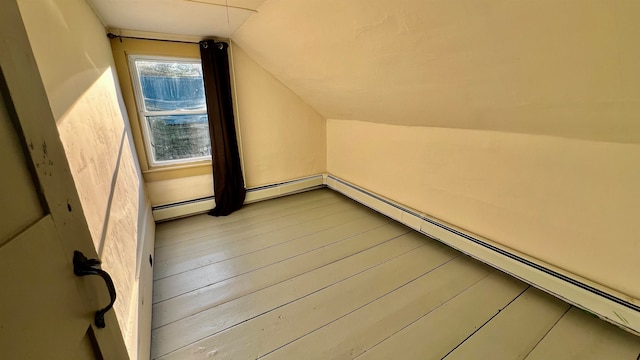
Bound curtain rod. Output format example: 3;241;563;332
106;33;223;45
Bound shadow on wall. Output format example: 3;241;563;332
17;0;152;356
53;68;142;256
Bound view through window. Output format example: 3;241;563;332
130;56;211;166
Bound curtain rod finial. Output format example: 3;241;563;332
106;33;123;43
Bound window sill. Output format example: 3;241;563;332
142;161;212;182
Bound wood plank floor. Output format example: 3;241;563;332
151;189;640;360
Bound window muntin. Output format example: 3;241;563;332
129;56;211;166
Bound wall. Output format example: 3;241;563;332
230;0;640;303
328;120;640;301
233;0;640;144
232;44;326;187
110;37;212;208
17;0;154;358
111;37;326;207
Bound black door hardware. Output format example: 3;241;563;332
73;250;117;328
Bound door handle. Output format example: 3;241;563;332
72;250;117;328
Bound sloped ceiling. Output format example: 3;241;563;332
86;0;639;143
89;0;264;38
232;0;640;143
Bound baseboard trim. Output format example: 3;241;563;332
150;172;640;333
324;174;640;335
152;175;324;221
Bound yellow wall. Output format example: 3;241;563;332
111;38;326;206
231;0;640;303
232;44;326;187
17;0;154;357
234;0;640;144
327;120;640;301
146;174;214;206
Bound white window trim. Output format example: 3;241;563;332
128;54;212;168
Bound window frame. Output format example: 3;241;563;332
128;54;212;168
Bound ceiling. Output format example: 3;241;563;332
232;0;639;143
89;0;640;143
88;0;265;38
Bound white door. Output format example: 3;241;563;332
0;1;128;359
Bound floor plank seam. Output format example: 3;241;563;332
440;285;532;359
157;221;387;280
153;205;372;263
155;191;340;231
522;306;572;360
152;222;396;306
157;208;348;252
154;242;428;358
351;269;496;360
152;191;640;360
154;218;380;281
153;211;386;281
154;198;348;249
255;254;464;359
151;229;414;331
155;192;339;233
152;209;373;273
152;228;413;329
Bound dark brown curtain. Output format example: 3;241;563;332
200;40;246;216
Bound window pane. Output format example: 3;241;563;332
135;59;206;111
146;114;211;163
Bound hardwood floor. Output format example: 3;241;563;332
151;189;640;360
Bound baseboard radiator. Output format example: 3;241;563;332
152;174;325;221
151;172;640;335
324;174;640;336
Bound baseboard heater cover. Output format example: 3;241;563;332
152;174;325;221
151;172;639;334
324;174;640;336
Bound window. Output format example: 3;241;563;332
129;55;211;166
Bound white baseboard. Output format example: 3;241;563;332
324;174;640;335
152;175;324;221
136;195;155;360
150;172;640;334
